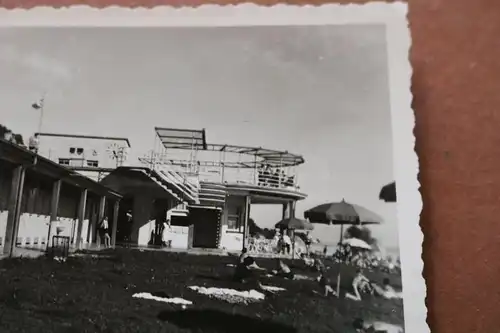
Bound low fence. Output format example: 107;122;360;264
247;237;279;254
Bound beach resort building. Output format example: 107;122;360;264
0;127;307;255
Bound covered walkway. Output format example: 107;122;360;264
0;139;122;257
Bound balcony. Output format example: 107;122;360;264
141;153;301;194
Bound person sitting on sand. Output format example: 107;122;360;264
271;259;295;279
232;257;270;293
239;247;250;263
301;253;315;267
345;269;372;301
314;257;326;272
352;318;404;333
372;278;403;299
317;271;336;297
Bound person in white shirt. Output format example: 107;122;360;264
162;220;172;248
97;217;111;248
282;234;292;255
305;232;313;254
271;259;295;279
28;134;40;154
345;269;372;301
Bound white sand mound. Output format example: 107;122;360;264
226;264;236;267
133;292;192;305
188;286;265;304
260;285;286;292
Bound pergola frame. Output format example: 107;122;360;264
153;127;304;168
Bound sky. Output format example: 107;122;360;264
0;25;399;249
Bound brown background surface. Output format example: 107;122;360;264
1;0;500;332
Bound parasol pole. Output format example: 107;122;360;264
336;222;344;298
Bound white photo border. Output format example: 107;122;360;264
0;3;425;333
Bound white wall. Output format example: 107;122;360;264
37;135;130;170
138;219;156;246
164;225;189;249
219;225;243;251
136;221;189;249
0;211;90;248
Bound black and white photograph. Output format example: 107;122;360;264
0;4;423;333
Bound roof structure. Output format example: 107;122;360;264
0;139;122;200
207;144;304;167
155;127;207;150
36;132;131;148
154;127;304;168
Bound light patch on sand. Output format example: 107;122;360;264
260;285;286;292
226;264;236;267
188;286;265;304
133;292;193;305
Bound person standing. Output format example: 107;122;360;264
97;217;111;248
305;232;313;254
282;233;292;255
28;133;40;154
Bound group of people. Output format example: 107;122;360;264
228;248;403;332
232;248;298;290
3;130;40;154
332;243;400;273
232;247;400;301
275;231;293;255
257;165;296;188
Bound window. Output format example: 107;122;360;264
227;213;241;231
69;147;84;155
227;206;244;232
58;158;70;166
87;160;99;168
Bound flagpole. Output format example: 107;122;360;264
36;95;45;135
32;94;45;165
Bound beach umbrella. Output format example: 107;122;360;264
304;199;383;298
275;217;314;231
342;238;372;250
304;199;383;226
379;182;396;203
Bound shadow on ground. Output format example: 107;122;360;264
157;309;297;333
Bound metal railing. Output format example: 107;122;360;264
140;151;301;193
139;153;200;203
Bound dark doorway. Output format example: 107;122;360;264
115;197;133;245
190;207;220;248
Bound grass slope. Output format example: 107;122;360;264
0;249;403;333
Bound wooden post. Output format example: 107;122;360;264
111;200;120;247
3;166;26;256
242;196;251;250
92;196;106;245
46;179;61;251
282;202;292;220
75;189;87;249
290;201;296;218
